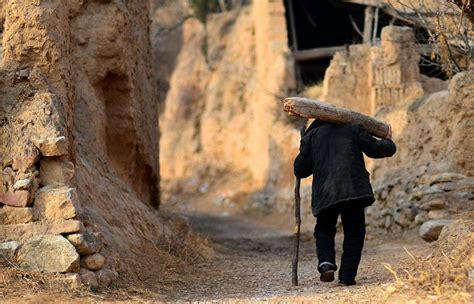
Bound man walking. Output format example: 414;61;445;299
294;120;396;286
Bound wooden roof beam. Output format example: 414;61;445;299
293;44;455;62
339;0;383;7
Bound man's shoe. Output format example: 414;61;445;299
318;262;336;282
338;279;356;286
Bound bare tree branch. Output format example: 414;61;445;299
155;15;193;36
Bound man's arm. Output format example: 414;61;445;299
356;125;397;159
294;131;313;178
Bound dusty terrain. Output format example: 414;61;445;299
1;207;430;303
1;1;473;302
163;212;428;302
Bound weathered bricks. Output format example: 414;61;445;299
32;136;68;157
16;235;80;273
0;206;34;224
0;190;30;207
66;231;102;255
0;220;83;241
80;253;106;270
33;186;78;220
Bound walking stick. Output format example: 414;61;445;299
292;126;306;286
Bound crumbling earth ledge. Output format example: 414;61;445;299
0;0;180;292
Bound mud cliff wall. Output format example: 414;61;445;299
0;0;180;286
151;0;189;108
160;1;297;196
366;71;474;232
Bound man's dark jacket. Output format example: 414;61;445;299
294;121;396;216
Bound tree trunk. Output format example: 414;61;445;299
283;97;390;138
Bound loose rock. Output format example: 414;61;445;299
428;210;450;220
16;235;80;273
424;172;467;185
13;179;31;190
80;268;99;290
449;178;474;192
0;220;83;242
32;136;68;157
1;190;30;207
381;208;391;216
12;155;39;172
0;206;34;224
81;253;106;270
419;220;454;241
66;231;102;255
420;196;447;211
436;182;457;192
96;268;117;287
393;204;416;227
412;186;443;200
0;241;20;259
33;186;78;220
414;213;428;225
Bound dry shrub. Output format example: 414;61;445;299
0;265;54;293
0;254;89;297
391;0;473;78
384;220;474;303
303;82;324;100
155;232;213;264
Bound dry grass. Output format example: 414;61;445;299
383;220;474;303
155;232;213;264
0;254;92;299
302;82;324;100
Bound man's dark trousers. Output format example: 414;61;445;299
314;201;366;282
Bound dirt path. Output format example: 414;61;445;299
162;212;427;303
0;210;429;303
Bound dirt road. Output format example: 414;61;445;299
0;210;428;303
162;212;426;303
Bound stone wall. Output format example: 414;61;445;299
322;26;473;236
367;71;474;234
0;0;176;290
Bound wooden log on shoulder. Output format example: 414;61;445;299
283;97;390;138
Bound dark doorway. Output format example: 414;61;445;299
285;0;365;50
284;0;444;85
284;0;365;84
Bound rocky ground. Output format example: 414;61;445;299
161;212;428;303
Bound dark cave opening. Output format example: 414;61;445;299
283;0;446;85
284;0;365;84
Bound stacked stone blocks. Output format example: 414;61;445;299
0;131;114;290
